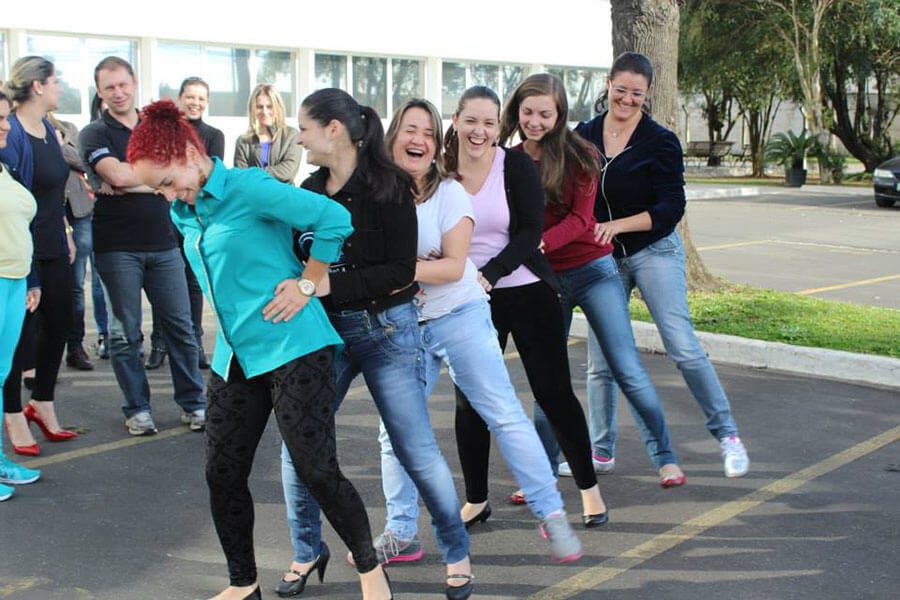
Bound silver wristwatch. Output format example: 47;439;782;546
297;278;316;297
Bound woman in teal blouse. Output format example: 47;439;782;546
127;100;393;600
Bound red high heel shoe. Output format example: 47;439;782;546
24;404;79;442
3;417;41;456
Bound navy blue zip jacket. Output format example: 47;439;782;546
575;111;685;258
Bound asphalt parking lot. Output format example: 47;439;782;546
2;333;898;599
687;185;900;309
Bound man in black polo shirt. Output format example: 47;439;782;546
79;56;205;436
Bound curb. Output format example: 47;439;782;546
685;185;762;200
569;313;900;391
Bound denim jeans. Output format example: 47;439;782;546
68;214;108;349
533;254;677;469
93;248;204;417
586;232;738;456
281;302;468;565
377;298;563;539
150;236;204;352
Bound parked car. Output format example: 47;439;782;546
873;156;900;207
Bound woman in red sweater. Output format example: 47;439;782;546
500;74;684;488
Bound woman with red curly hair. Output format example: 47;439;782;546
127;100;393;600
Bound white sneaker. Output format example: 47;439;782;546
181;409;206;432
558;455;616;477
720;435;749;478
125;411;158;436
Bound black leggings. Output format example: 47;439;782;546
206;348;377;586
455;280;598;498
3;255;74;412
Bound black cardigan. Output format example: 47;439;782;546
300;168;419;313
479;148;560;294
575;112;686;258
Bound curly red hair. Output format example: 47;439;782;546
127;99;206;165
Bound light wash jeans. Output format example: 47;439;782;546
534;254;677;469
377;298;563;540
68;213;108;350
281;302;469;565
587;231;738;459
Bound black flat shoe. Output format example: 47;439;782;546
583;511;609;528
463;502;492;529
144;347;166;370
445;573;474;600
275;542;329;597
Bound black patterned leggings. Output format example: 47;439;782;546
206;348;377;586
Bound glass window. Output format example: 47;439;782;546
0;32;7;82
84;37;136;102
25;34;83;114
157;42;202;102
502;65;525;102
550;67;604;122
207;46;252;117
315;54;347;90
391;59;423;113
442;62;466;118
256;49;293;112
352;56;387;116
470;63;499;92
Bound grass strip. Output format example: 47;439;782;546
627;285;900;358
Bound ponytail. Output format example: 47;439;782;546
301;89;413;204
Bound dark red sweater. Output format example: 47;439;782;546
518;145;613;272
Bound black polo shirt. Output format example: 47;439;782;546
299;168;418;313
79;109;176;253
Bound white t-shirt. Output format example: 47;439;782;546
415;179;486;320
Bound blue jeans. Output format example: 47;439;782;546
93;249;204;418
588;232;738;456
68;214;108;348
378;299;563;539
281;302;468;565
534;254;677;469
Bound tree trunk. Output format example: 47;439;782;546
611;0;722;291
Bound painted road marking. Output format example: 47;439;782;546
798;274;900;295
527;425;900;600
20;341;570;471
697;239;899;256
696;240;770;251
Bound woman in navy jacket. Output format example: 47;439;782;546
569;52;750;479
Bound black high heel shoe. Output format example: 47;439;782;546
445;573;474;600
463;502;492;529
274;542;330;597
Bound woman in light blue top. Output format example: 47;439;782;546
127;99;392;600
375;99;585;573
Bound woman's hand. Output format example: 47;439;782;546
26;289;41;313
262;279;311;324
476;271;493;292
594;220;624;246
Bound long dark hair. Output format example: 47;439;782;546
443;85;501;179
594;51;654;116
302;88;413;204
500;73;598;212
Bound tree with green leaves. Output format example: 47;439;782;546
821;0;900;171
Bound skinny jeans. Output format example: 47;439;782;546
455;280;598;498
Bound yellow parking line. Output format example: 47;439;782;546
696;240;770;251
19;341;581;470
797;273;900;295
527;424;900;600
